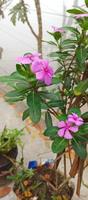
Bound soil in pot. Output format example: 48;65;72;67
14;165;74;200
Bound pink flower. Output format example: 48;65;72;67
68;113;84;126
31;59;54;85
75;13;88;19
57;120;78;139
52;26;64;33
16;52;41;64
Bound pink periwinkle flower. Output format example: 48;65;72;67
57;120;78;140
75;13;88;19
68;113;84;126
31;59;54;85
52;26;64;33
16;52;41;64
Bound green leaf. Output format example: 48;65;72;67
75;135;88;143
78;124;88;135
72;138;87;159
82;112;88;120
74;79;88;96
67;8;85;14
16;64;27;76
52;137;68;153
57;114;67;121
27;91;41;123
45;111;52;128
47;100;65;109
22;109;30;120
64;26;80;36
68;107;81;116
76;47;87;71
5;90;26;98
52;77;61;84
85;0;88;7
61;39;77;46
47;31;61;41
39;91;59;101
44;126;58;137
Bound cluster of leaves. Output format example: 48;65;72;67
8;168;34;191
44;108;88;159
0;0;88;159
9;0;28;25
0;127;23;153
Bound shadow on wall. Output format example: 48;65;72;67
0;47;3;59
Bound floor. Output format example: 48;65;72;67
0;96;88;200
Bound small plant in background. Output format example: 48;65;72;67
0;127;23;153
0;0;88;197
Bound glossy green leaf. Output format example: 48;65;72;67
67;8;85;14
68;107;81;116
76;47;87;71
22;109;30;120
82;112;88;120
72;138;87;159
85;0;88;7
52;137;68;153
57;114;67;121
78;124;88;135
74;79;88;96
44;126;58;137
45;111;52;128
27;91;41;123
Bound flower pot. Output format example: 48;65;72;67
13;165;74;200
0;146;18;186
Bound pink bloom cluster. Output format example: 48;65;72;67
52;26;64;33
57;113;84;140
75;13;88;19
16;53;54;85
16;53;41;64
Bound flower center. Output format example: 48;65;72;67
44;67;48;72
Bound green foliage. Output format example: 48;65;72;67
74;79;88;96
27;91;41;123
9;1;28;25
72;138;87;159
68;107;81;116
85;0;88;7
44;126;58;137
8;168;34;185
45;111;52;128
0;127;23;153
67;8;86;14
52;137;68;153
22;109;30;120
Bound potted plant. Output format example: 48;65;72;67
0;0;88;198
0;127;23;185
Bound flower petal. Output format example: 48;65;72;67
58;121;66;128
36;71;44;80
69;126;78;133
64;130;73;139
57;128;65;137
31;59;42;73
44;75;52;85
16;56;31;64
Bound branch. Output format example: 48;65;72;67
21;0;38;39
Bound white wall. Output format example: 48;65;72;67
0;0;84;74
